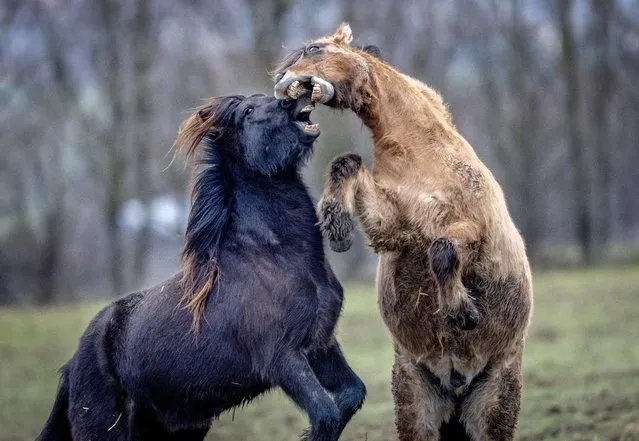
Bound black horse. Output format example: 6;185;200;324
38;95;366;441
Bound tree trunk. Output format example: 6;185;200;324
557;0;595;265
132;0;153;281
34;3;73;303
95;0;127;295
589;0;615;256
247;0;291;88
106;166;125;295
38;199;64;304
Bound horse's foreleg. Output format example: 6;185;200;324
308;343;366;433
318;153;411;253
430;221;482;330
273;351;342;441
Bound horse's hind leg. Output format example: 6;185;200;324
308;342;366;432
66;365;128;440
461;355;523;441
68;394;127;441
66;317;129;440
391;352;456;441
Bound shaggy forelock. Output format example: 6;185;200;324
173;95;244;165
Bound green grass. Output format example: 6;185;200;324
1;267;639;440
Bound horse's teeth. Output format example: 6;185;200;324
287;80;305;98
301;105;315;112
311;84;322;101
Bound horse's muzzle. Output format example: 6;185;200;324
274;72;335;104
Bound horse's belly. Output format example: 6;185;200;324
376;254;442;356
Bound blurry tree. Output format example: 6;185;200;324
132;0;154;280
554;0;594;264
32;3;70;303
509;0;541;259
93;0;128;295
247;0;291;85
587;0;615;257
2;0;639;304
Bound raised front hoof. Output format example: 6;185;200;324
429;238;459;283
448;302;480;331
329;153;362;183
329;236;353;253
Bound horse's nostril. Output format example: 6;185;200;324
450;370;466;388
275;72;284;83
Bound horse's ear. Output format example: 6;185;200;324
198;105;214;122
173;102;219;164
332;22;353;45
362;45;382;59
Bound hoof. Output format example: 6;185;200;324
429;238;459;283
329;236;353;253
449;301;479;331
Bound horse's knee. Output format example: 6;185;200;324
337;375;366;416
317;407;341;432
303;404;341;441
328;153;362;191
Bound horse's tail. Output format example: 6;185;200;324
37;364;72;441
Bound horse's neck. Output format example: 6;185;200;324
360;63;457;153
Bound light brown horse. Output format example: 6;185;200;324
274;23;533;441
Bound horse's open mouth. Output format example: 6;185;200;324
275;73;335;105
294;102;320;137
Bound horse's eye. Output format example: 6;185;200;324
244;106;254;116
306;45;320;54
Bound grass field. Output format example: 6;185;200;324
1;267;639;441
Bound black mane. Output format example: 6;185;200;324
184;97;243;266
175;95;245;325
